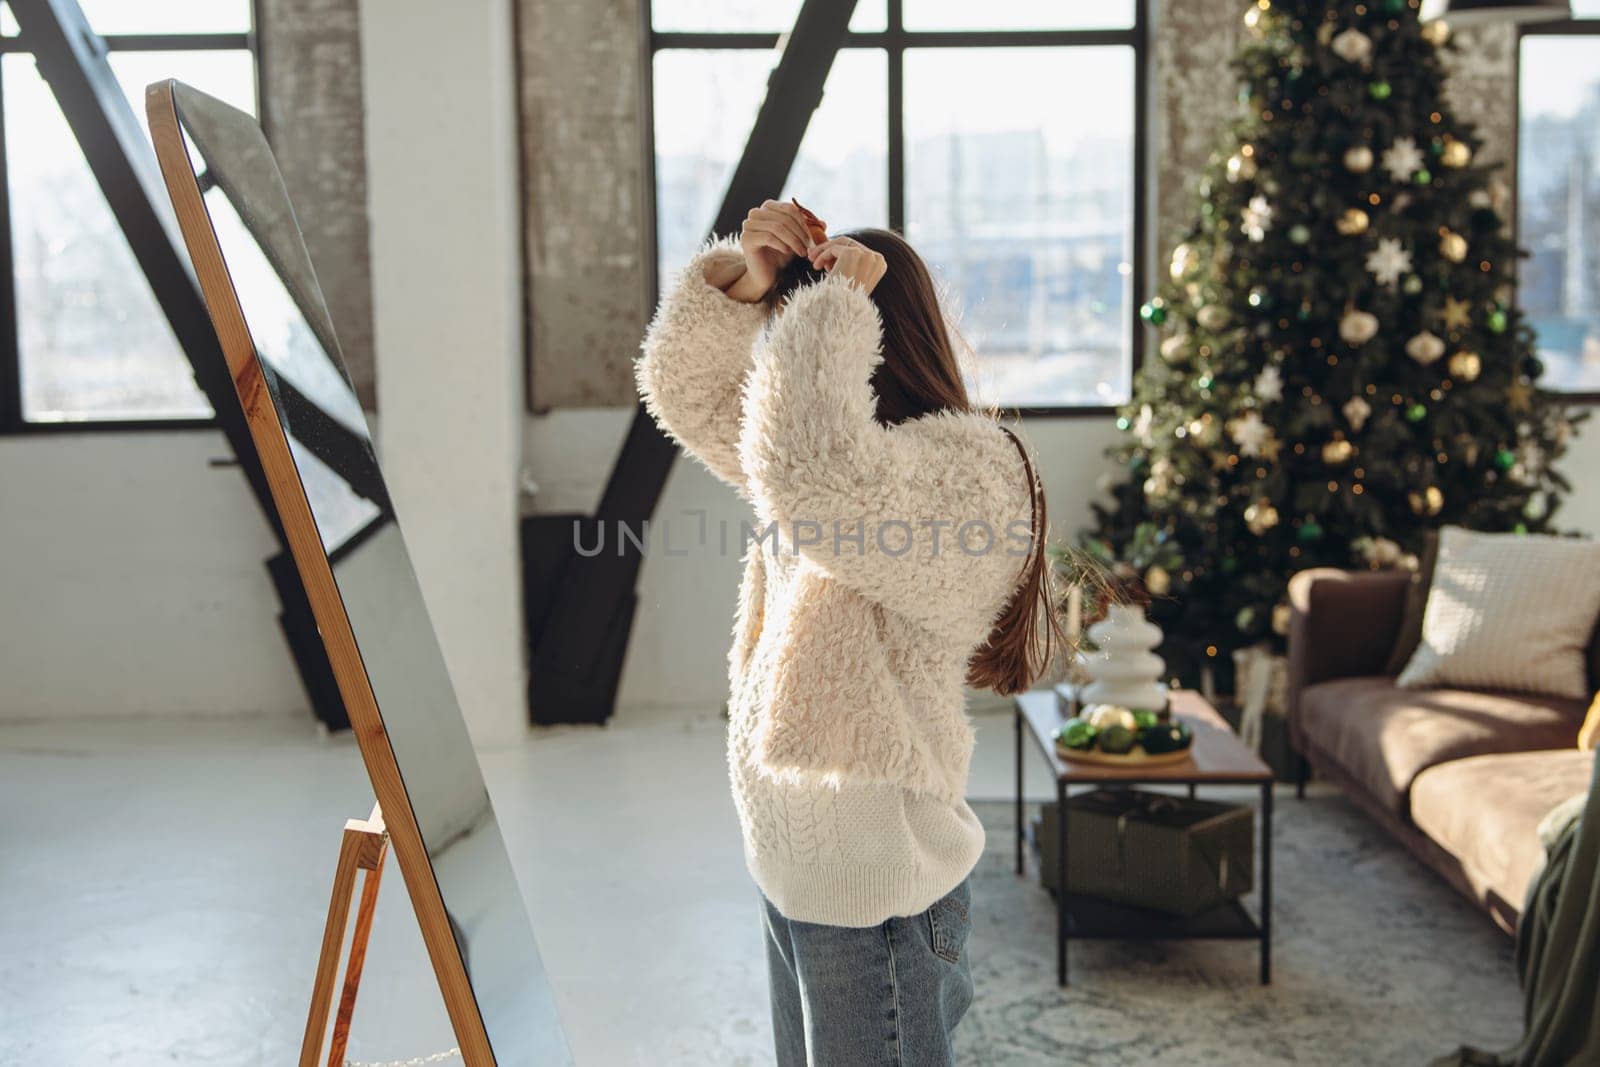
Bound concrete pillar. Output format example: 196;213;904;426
359;0;528;746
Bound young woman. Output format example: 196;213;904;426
637;199;1065;1066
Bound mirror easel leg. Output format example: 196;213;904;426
302;805;388;1067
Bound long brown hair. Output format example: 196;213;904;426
772;227;1068;695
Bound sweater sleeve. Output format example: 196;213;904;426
636;235;770;492
738;272;1037;641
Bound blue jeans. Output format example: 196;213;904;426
761;877;975;1067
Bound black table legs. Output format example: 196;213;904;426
1014;707;1025;877
1057;778;1069;987
1261;780;1274;985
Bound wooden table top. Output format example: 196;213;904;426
1016;688;1273;785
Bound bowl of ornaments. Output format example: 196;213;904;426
1053;703;1195;766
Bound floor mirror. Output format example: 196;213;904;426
145;78;572;1066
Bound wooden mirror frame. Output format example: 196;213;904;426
144;79;498;1064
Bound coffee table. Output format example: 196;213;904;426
1013;688;1274;987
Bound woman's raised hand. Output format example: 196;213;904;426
732;199;815;300
809;236;887;296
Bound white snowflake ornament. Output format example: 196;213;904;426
1382;136;1427;182
1343;395;1373;432
1254;364;1284;402
1229;410;1273;458
1133;403;1155;446
1242;195;1274;242
1358;536;1402;567
1365;237;1412;288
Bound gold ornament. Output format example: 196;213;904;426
1244;3;1266;33
1439;297;1472;331
1322;439;1354;464
1197;304;1231;332
1448;350;1481;381
1343;146;1374;174
1170;242;1199;281
1160;332;1192;364
1506;381;1534;412
1439;230;1468;263
1272;602;1293;637
1421;19;1451;46
1145;566;1173;597
1336;208;1370;236
1440;138;1472;169
1227;152;1259;182
1408;486;1445;516
1244;500;1280;535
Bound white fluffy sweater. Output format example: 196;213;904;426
636;237;1036;927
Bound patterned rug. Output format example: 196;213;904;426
955;790;1523;1066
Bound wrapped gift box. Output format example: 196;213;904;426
1032;788;1254;916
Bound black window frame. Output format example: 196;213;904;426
643;0;1151;418
1514;12;1600;406
0;6;260;435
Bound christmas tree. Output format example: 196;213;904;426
1085;0;1583;689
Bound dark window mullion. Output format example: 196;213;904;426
886;0;903;231
100;32;252;51
1129;0;1149;384
0;64;20;429
1513;20;1600;403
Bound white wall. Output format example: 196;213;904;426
0;432;308;719
358;0;527;748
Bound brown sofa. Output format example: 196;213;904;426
1286;568;1597;933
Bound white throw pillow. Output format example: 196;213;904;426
1396;526;1600;700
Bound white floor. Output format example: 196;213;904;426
0;702;1062;1066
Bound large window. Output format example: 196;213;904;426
1518;2;1600;399
649;1;1146;411
0;0;258;431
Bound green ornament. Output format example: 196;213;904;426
1099;724;1137;755
1383;0;1405;13
1487;309;1508;333
1140;299;1168;326
1369;81;1392;101
1406;403;1428;423
1289;224;1311;244
1494;448;1517;471
1248;287;1271;309
1056;718;1097;751
1298;521;1324;542
1116;416;1131;431
1222;555;1239;574
1514;523;1529;534
1415;169;1432;185
1296;303;1313;322
1197;375;1214;391
1403;275;1424;295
